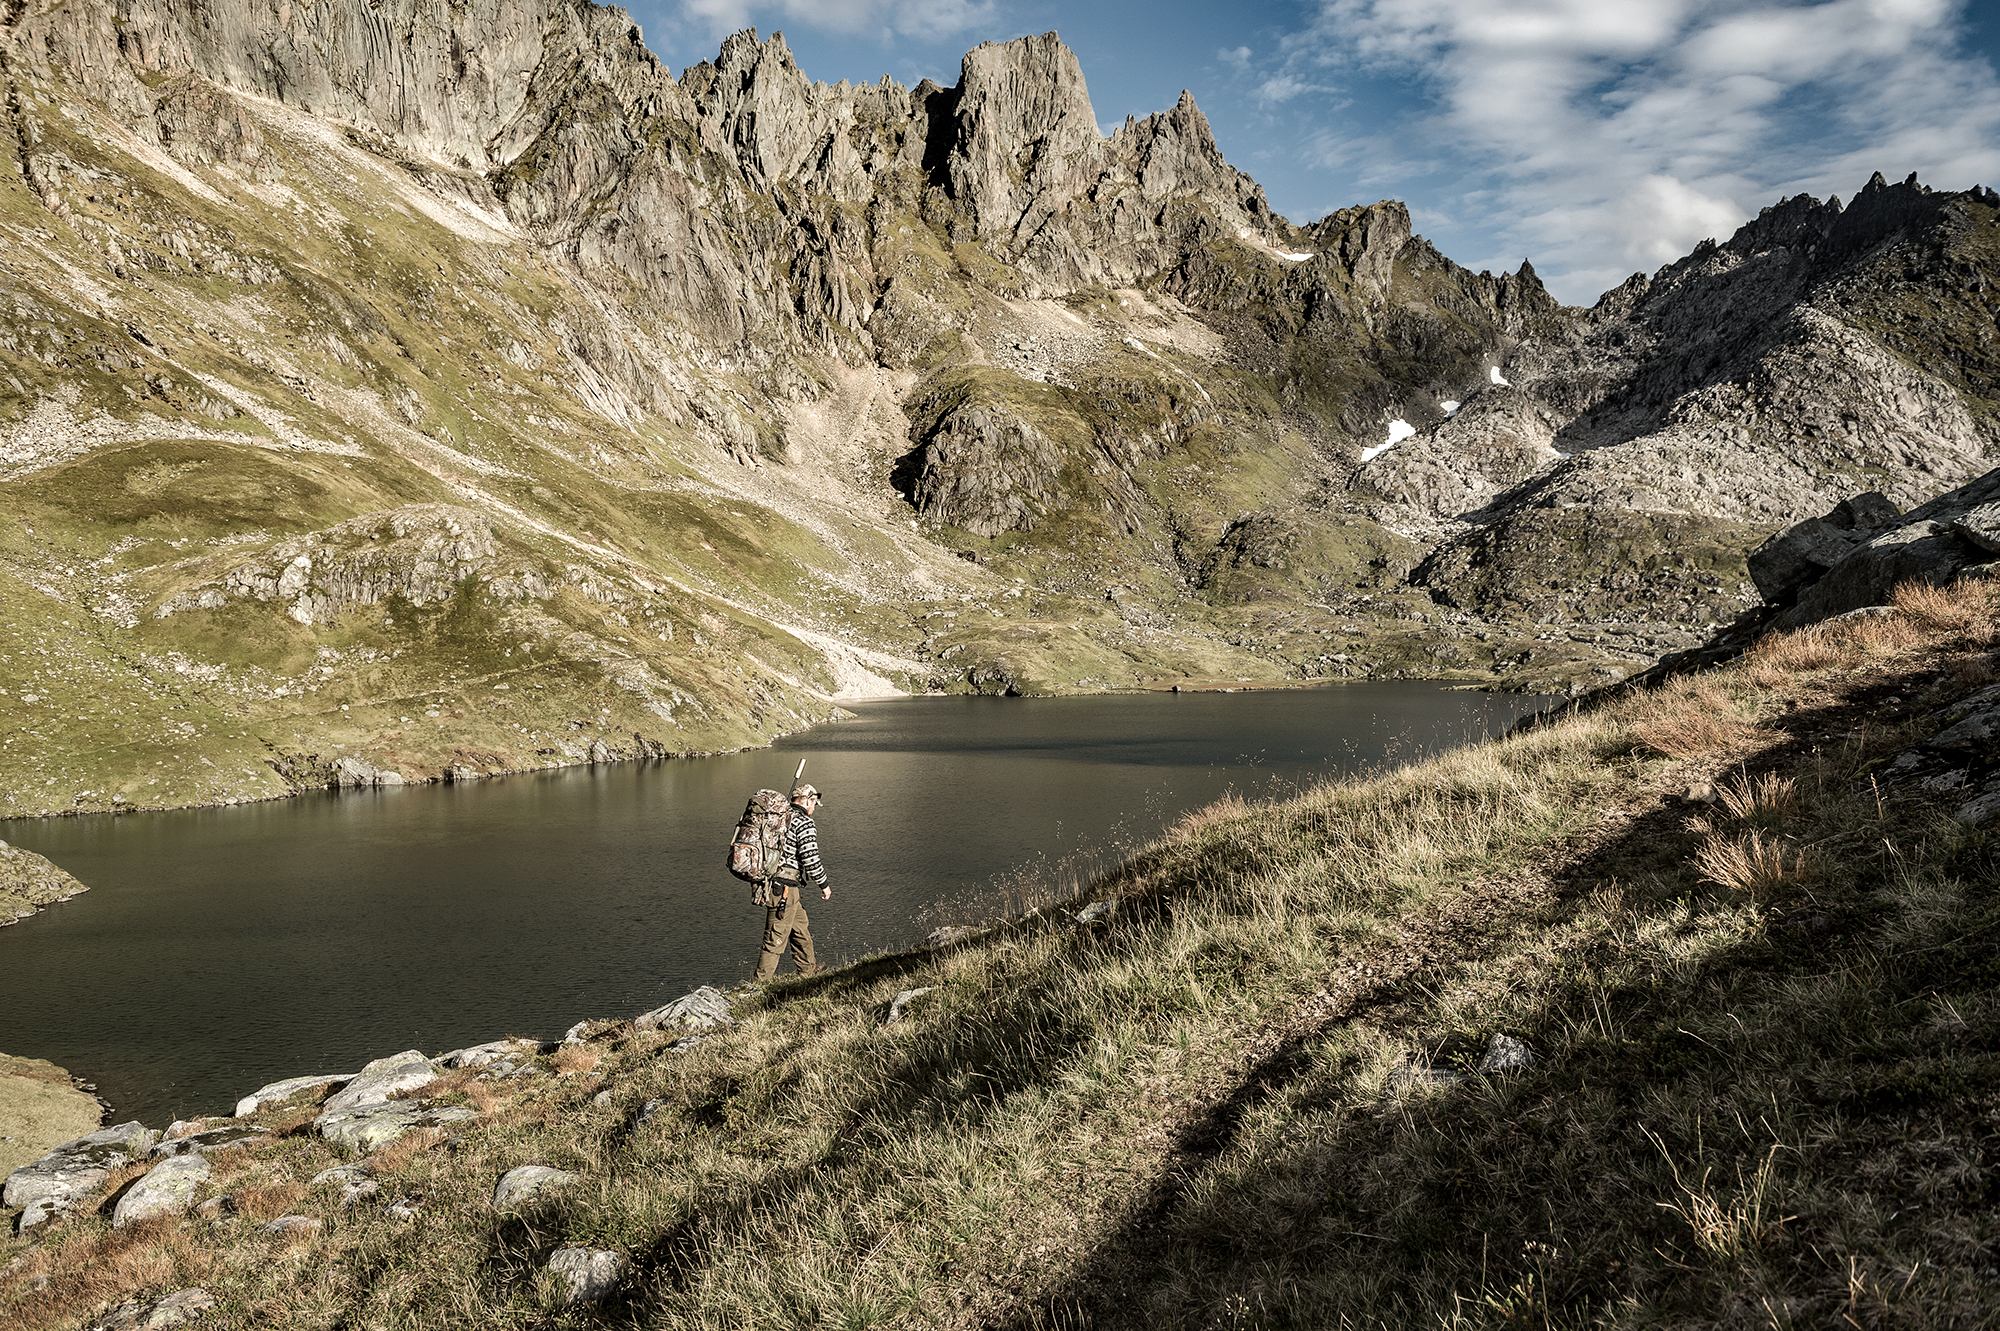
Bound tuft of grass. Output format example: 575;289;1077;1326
1892;576;1997;643
1716;770;1798;828
1628;675;1756;756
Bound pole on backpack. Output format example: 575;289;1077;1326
795;759;806;783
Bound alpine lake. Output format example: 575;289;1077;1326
1;683;1553;1124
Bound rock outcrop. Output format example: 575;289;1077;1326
1770;468;2000;630
1;841;89;926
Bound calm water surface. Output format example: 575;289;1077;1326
1;685;1549;1124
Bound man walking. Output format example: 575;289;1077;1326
755;782;831;980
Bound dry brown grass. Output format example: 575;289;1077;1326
8;1218;208;1328
1717;771;1797;828
365;1127;451;1177
233;1179;307;1222
1693;830;1817;898
550;1044;600;1075
1628;677;1756;756
1746;627;1847;680
1892;576;1997;641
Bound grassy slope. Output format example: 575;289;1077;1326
4;579;1996;1328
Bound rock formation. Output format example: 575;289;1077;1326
0;841;89;924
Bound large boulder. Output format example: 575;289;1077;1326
112;1153;210;1227
318;1051;436;1114
4;1121;156;1210
1768;469;2000;629
633;986;733;1034
1775;521;1988;629
317;1101;475;1152
236;1072;354;1118
1748;491;1901;602
439;1038;541;1069
149;1124;271;1158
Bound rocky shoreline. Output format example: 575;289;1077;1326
1;984;748;1314
0;843;88;925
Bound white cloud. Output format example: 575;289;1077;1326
675;0;993;42
1267;0;2000;302
1219;45;1253;70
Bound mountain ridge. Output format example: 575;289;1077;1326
0;0;1995;817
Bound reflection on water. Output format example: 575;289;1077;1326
1;684;1549;1124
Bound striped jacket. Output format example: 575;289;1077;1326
781;809;827;891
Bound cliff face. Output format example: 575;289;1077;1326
0;0;1995;815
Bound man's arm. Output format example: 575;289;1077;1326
795;814;830;897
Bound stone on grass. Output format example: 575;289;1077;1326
387;1194;423;1222
494;1165;579;1210
885;987;936;1025
633;985;733;1033
112;1153;210;1227
84;1286;215;1331
17;1195;73;1232
235;1073;353;1118
546;1247;628;1305
1385;1064;1465;1094
310;1164;371;1186
6;1122;157;1211
1477;1033;1535;1073
1076;900;1115;925
259;1215;321;1237
926;925;978;946
150;1124;271;1158
318;1050;436;1114
1955;787;2000;827
634;1098;667;1128
316;1101;474;1151
195;1195;235;1219
439;1038;536;1070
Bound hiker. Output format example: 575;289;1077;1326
755;782;832;980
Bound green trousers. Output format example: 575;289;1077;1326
755;895;817;979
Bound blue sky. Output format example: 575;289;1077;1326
625;0;2000;306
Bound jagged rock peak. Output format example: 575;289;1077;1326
947;32;1104;240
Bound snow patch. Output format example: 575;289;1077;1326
1489;366;1511;387
1360;418;1417;463
1276;251;1315;262
1440;400;1460;417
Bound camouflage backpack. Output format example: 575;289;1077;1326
726;788;800;905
